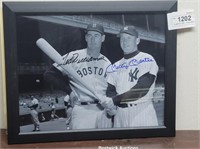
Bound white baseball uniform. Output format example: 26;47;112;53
30;98;40;131
54;48;111;129
107;51;159;128
64;95;72;127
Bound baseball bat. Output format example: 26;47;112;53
36;38;63;65
36;38;104;102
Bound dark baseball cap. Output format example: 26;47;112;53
86;23;104;35
118;26;138;37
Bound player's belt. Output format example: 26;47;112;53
118;103;137;108
80;101;99;105
118;100;152;108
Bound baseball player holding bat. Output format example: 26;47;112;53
38;23;113;129
103;26;159;128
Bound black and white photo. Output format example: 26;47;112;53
17;14;166;133
3;1;177;144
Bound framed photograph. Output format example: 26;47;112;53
3;0;177;144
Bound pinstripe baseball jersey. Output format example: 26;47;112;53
107;51;158;104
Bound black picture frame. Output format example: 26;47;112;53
3;0;177;144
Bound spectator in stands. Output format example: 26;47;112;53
41;113;46;122
50;102;59;120
55;96;59;104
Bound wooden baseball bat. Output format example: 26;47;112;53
36;38;104;102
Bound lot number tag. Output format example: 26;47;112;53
167;10;195;30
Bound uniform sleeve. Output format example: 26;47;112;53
105;60;118;97
106;68;117;86
112;72;155;105
149;56;159;76
43;66;72;94
106;83;117;98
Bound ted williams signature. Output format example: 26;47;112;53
61;53;106;65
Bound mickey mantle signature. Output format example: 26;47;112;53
106;57;153;73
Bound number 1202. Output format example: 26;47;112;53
178;15;191;22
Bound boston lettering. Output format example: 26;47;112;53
77;67;104;77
